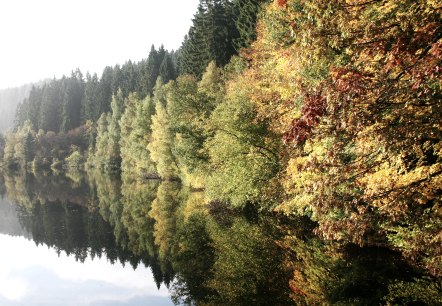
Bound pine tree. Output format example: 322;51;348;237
27;85;43;130
98;66;114;115
81;72;100;124
178;0;240;79
159;52;176;84
60;69;84;132
0;133;5;162
39;80;62;132
121;60;139;98
140;45;161;97
179;3;212;77
112;65;124;95
232;0;265;50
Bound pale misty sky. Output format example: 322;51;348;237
0;0;200;90
0;234;173;305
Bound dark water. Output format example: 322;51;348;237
0;172;439;306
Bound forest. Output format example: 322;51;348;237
0;0;440;304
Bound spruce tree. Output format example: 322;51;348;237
27;85;43;130
39;80;62;132
178;0;239;78
81;72;100;124
159;52;176;84
140;45;161;97
98;66;114;115
232;0;265;50
60;69;84;132
121;60;139;98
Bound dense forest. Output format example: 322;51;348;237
0;0;441;304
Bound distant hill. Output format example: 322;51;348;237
0;81;47;134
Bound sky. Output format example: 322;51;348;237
0;0;200;90
0;234;173;306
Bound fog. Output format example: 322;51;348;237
0;0;199;133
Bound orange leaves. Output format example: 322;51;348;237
430;39;442;58
275;0;288;8
331;68;374;97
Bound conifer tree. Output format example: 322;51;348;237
179;0;239;78
232;0;265;50
121;60;139;98
39;80;62;132
98;66;114;115
60;69;84;132
159;53;176;85
81;72;100;124
140;45;162;97
26;85;43;130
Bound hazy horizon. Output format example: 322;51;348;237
0;0;200;90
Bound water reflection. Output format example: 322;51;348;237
0;173;172;306
0;234;171;306
0;171;439;305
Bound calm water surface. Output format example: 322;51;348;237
0;197;172;306
0;234;172;306
0;172;438;305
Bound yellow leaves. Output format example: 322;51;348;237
279;158;318;215
396;164;442;204
397;164;441;188
228;0;442;275
374;0;398;16
359;165;397;204
360;158;442;216
244;1;340;136
278;135;342;217
178;161;207;189
276;192;316;216
181;191;207;222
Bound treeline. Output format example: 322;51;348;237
2;0;441;292
14;46;177;133
12;0;265;135
2;0;264;172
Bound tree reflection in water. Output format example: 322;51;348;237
0;171;439;305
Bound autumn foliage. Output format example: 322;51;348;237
239;0;441;278
2;0;440;301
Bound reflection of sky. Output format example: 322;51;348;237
0;234;173;306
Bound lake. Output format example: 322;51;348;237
0;172;438;305
0;176;173;306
